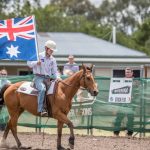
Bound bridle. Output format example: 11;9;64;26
79;72;88;90
59;70;90;91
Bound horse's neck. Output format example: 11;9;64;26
63;71;82;99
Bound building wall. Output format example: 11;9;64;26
0;65;145;78
0;66;31;76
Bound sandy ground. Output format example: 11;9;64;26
0;131;150;150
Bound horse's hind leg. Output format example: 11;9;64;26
10;116;22;148
0;119;11;148
9;109;32;149
0;108;24;148
9;108;31;149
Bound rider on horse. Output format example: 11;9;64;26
27;40;60;117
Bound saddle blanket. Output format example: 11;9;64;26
17;81;56;96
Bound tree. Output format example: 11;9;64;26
0;0;11;20
132;0;150;23
132;18;150;55
50;0;97;20
99;0;150;34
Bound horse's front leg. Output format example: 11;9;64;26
57;121;65;150
55;113;75;150
68;121;75;149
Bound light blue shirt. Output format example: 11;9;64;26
27;52;60;79
63;63;79;75
0;78;11;90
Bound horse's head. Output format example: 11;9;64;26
80;64;99;96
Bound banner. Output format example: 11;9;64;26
109;78;133;103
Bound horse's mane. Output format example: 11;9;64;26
63;70;81;81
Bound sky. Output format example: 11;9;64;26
40;0;103;8
89;0;103;7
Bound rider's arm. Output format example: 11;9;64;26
51;58;60;79
27;61;38;68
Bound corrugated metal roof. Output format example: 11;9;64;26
37;32;147;58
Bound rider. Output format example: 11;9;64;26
27;40;60;117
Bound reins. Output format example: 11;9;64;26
58;80;73;87
59;72;86;88
58;71;91;93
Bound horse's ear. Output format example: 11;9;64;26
82;63;86;73
90;64;93;72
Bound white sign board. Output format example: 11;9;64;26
109;78;133;103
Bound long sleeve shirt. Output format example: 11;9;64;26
27;52;60;79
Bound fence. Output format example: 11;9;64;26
0;75;150;137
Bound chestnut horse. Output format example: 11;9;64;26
0;65;98;150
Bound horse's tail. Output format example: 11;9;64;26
0;84;11;106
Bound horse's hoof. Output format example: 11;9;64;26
18;145;32;149
57;146;66;150
69;143;74;149
0;139;9;149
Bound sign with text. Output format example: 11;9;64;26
109;78;133;103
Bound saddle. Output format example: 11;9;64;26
17;80;56;96
17;80;59;117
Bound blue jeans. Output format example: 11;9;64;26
34;76;46;112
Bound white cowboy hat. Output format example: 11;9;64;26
45;40;57;52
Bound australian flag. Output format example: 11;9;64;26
0;16;38;61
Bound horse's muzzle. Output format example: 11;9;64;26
90;90;98;96
93;90;99;96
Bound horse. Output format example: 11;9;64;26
0;64;99;150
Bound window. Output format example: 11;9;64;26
113;69;141;78
18;70;33;76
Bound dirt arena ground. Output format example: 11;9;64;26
0;131;150;150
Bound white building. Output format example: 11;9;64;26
0;32;150;77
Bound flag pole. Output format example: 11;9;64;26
33;15;40;61
33;15;42;74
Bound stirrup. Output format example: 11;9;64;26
40;111;48;117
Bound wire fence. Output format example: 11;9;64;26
0;75;150;137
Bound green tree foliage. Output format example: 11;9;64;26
99;0;134;33
99;0;150;34
132;18;150;55
132;0;150;22
0;0;41;18
50;0;98;20
0;0;10;20
0;0;149;55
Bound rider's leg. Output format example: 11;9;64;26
34;77;46;113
